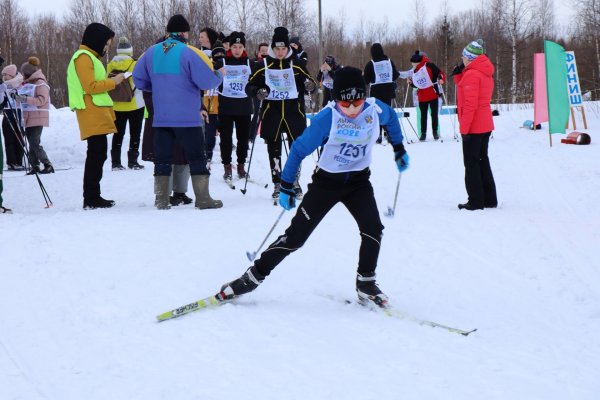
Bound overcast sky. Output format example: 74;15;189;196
19;0;574;30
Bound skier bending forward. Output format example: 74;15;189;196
219;67;410;308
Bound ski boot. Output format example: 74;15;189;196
237;163;247;179
223;164;233;181
271;183;281;205
356;273;389;309
218;267;265;300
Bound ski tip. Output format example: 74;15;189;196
461;328;478;336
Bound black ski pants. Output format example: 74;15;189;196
218;114;251;165
83;134;108;201
461;132;497;208
111;107;145;165
1;109;24;166
253;167;384;278
419;98;439;137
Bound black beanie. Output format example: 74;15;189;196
229;31;246;46
202;28;219;48
370;43;385;59
271;26;290;48
332;67;366;101
410;50;423;63
167;14;190;33
81;22;115;56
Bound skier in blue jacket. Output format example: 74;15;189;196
218;67;410;308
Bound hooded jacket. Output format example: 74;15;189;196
107;55;145;112
363;43;399;101
21;69;50;128
454;54;494;134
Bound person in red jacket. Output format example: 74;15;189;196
452;39;497;211
408;50;445;141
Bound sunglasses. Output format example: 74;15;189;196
337;98;365;108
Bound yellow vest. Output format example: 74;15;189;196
67;49;113;110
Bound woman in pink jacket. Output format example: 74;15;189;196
453;39;497;211
19;57;54;174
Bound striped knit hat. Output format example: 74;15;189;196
462;39;484;60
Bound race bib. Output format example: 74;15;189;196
265;59;298;100
372;60;393;84
222;61;251;98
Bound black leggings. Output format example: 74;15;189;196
419;98;439;136
253;168;384;277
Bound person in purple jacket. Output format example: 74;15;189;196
133;14;223;210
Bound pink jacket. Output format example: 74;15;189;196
454;54;494;134
22;69;50;128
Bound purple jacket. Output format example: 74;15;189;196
133;38;222;127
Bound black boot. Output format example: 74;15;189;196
128;161;144;170
458;202;483;211
39;163;55;174
26;165;40;175
356;273;389;308
172;192;193;205
83;197;116;209
218;267;265;300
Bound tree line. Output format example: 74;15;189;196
1;0;598;108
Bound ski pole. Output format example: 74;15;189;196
246;208;286;261
439;86;457;141
241;100;263;195
4;93;53;207
395;93;420;142
384;173;402;218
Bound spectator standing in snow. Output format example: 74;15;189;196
107;36;146;170
201;38;225;171
245;26;316;201
408;50;445;141
67;22;123;209
217;67;409;308
316;55;342;107
290;36;308;62
133;14;223;210
18;57;54;175
215;31;253;181
363;43;400;143
1;64;25;171
0;56;13;214
453;39;497;211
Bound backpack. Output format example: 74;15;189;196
108;63;135;103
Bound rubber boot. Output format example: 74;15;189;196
154;176;171;210
191;175;223;209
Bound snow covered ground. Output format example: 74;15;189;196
1;102;599;400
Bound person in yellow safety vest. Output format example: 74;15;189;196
67;22;125;209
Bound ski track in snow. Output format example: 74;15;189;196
1;105;600;399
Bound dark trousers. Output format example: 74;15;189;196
322;88;334;108
153;126;209;176
254;168;384;277
111;108;145;165
461;132;497;207
204;114;218;161
25;126;51;167
218;114;251;165
377;97;393;138
419;98;439;137
267;135;295;184
2;109;24;166
83;135;108;201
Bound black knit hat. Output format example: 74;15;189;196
167;14;190;33
271;26;290;48
202;28;219;48
81;22;115;56
229;31;246;47
370;43;384;59
332;67;366;101
410;50;423;63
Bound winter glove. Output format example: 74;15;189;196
278;181;296;211
450;62;465;77
256;88;269;101
14;94;28;103
393;144;409;173
305;79;316;93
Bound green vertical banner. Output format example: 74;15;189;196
544;40;570;134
